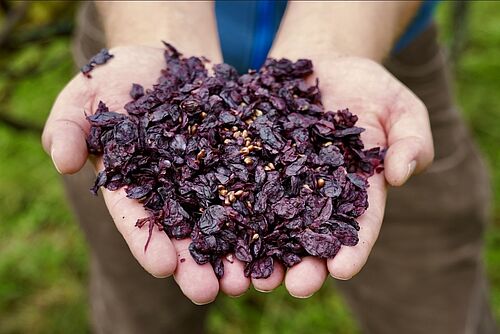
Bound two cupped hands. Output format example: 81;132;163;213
42;45;433;305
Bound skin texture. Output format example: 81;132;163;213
267;55;433;298
268;1;433;298
42;1;433;304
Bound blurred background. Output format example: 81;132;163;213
0;1;499;333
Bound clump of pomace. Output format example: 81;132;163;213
86;42;384;279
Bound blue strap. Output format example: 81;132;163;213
250;0;278;69
215;0;286;72
215;1;256;73
392;0;441;54
215;1;440;71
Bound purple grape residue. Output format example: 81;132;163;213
86;42;385;279
81;48;114;77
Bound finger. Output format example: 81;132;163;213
252;261;285;292
218;255;251;297
172;239;219;305
42;75;92;174
100;187;178;278
384;91;434;186
327;172;386;280
285;257;328;298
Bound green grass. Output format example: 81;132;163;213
0;34;89;334
0;2;499;333
438;2;500;322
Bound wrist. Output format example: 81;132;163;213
95;1;223;62
270;2;421;63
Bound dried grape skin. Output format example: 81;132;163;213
80;48;113;76
85;43;385;279
250;256;274;279
198;205;228;235
299;229;341;258
130;83;145;100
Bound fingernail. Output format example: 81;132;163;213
331;273;351;281
406;160;417;180
254;287;272;293
51;148;62;174
151;273;170;279
289;292;314;299
192;299;215;306
228;292;246;298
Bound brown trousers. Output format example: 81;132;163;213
64;3;497;333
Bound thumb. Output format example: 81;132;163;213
41;75;92;174
383;90;434;186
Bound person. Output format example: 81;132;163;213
41;2;497;333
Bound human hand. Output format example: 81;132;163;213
252;55;434;297
42;46;252;304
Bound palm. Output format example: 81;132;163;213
43;48;433;302
320;58;395;277
43;46;251;304
274;56;433;297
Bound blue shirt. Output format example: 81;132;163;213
215;1;440;73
